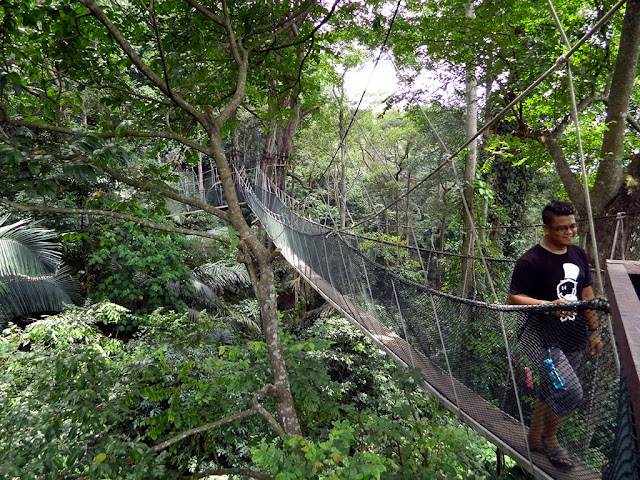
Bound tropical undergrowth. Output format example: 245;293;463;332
0;302;528;480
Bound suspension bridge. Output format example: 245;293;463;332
165;0;640;473
244;168;638;480
172;160;639;479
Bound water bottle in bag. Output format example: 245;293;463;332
543;348;567;390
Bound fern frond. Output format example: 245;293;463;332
194;261;250;291
228;310;262;337
224;298;262;337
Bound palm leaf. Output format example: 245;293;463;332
0;215;62;276
0;273;76;323
192;280;222;306
0;217;81;327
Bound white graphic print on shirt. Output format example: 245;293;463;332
556;263;579;321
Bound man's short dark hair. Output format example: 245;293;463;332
542;200;575;225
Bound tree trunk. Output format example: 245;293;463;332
461;2;477;299
594;0;640;213
336;75;348;229
254;255;302;436
263;104;299;192
604;153;640;261
210;134;302;436
197;152;205;201
262;6;310;192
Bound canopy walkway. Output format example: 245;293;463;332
228;168;637;480
163;1;640;474
170;160;639;478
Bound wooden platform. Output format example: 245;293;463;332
606;260;640;442
280;245;601;480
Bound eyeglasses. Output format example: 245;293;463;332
549;223;577;232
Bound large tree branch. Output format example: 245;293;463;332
539;134;586;213
627;114;640;134
147;0;174;99
93;162;230;222
77;0;210;129
0;199;230;244
583;97;640;134
255;0;339;54
185;0;248;130
283;37;314;99
151;384;283;453
249;1;315;38
553;95;607;137
182;0;225;27
4;119;210;156
182;0;243;88
183;469;273;480
250;1;324;49
87;83;173;108
3;125;231;223
225;0;245;65
518;125;587;214
214;1;249;129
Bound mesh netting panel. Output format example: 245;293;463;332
602;370;640;480
240;176;638;480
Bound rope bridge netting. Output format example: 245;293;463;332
230;167;638;480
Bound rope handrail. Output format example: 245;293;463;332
238;168;611;314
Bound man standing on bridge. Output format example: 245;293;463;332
508;200;602;470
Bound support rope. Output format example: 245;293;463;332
414;99;535;467
546;0;620;373
303;0;404;202
391;278;416;368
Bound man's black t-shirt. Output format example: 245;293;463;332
509;244;593;352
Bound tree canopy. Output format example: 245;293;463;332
0;0;639;477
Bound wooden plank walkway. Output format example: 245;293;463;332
280;245;601;480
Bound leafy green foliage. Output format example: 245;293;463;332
0;306;262;479
0;304;522;480
87;221;194;314
0;304;165;480
358;233;421;276
253;422;388;479
274;315;523;479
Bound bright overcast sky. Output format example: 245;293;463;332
344;57;466;110
344;58;399;106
